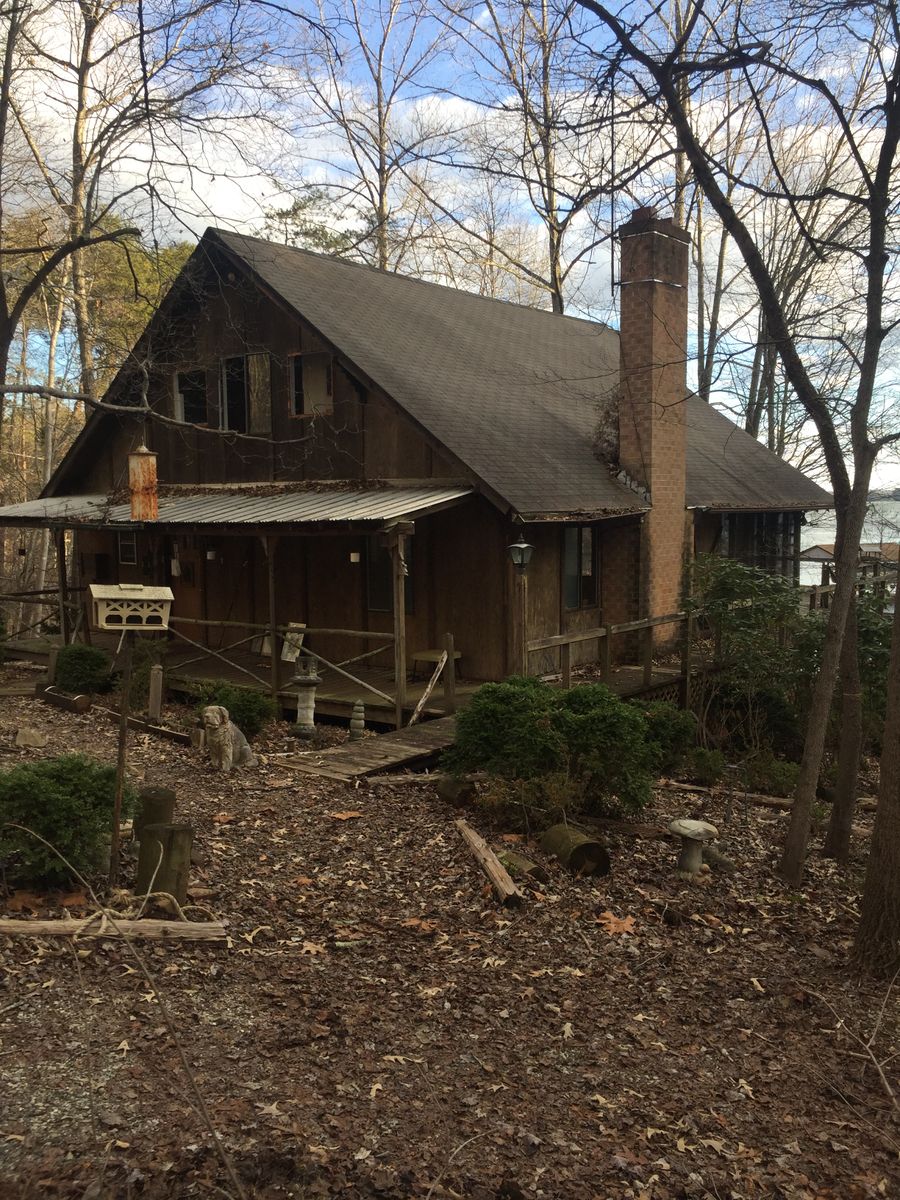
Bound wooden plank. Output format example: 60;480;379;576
281;715;457;780
443;632;456;713
409;653;448;727
0;918;227;941
455;819;525;906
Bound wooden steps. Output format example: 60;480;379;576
281;715;457;780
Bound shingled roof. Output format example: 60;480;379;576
211;230;831;517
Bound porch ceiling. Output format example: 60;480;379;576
0;483;474;531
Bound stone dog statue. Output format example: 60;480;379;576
201;705;257;773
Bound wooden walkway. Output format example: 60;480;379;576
281;715;457;780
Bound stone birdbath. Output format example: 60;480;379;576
668;818;719;880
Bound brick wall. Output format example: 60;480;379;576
617;208;690;626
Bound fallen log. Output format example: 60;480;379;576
658;779;877;813
496;849;550;884
94;705;192;745
0;917;227;941
455;818;525;906
540;824;610;876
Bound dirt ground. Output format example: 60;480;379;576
0;667;897;1200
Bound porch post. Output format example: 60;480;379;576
265;535;280;702
54;529;70;646
390;526;409;727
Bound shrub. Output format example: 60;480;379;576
194;681;276;740
684;747;726;787
0;755;134;886
443;677;565;781
741;751;801;798
639;701;698;774
55;644;112;695
446;677;655;817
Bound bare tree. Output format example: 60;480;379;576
576;0;900;890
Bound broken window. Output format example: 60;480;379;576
563;524;598;610
220;353;271;434
291;353;333;416
174;369;207;425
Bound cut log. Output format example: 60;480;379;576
540;824;610;876
496;849;550;884
0;917;226;940
455;818;525;906
437;776;476;807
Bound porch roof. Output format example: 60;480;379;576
0;483;474;531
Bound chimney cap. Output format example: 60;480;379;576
630;205;658;221
129;443;155;457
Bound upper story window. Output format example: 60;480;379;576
291;352;333;416
563;524;598;610
173;369;207;425
220;353;271;434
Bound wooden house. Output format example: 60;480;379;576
0;207;831;720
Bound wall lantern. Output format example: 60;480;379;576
90;583;174;630
206;547;217;562
507;540;534;574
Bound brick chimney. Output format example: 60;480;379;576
617;206;690;620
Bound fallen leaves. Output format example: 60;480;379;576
328;811;363;821
597;910;637;936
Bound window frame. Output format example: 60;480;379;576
562;523;599;611
173;368;208;425
290;351;334;418
117;532;138;567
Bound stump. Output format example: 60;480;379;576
136;822;192;905
134;786;177;839
540;824;610;876
148;664;164;722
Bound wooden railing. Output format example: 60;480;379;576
527;610;693;693
801;575;894;613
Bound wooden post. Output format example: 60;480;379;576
560;641;571;689
514;569;528;676
680;612;694;710
391;529;408;727
641;624;653;686
110;630;135;887
601;624;612;682
148;663;164;722
443;631;457;713
54;529;70;645
46;647;59;685
265;536;280;703
136;822;193;906
134;785;176;839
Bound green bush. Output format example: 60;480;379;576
684;747;726;787
194;681;276;740
741;751;801;798
55;644;112;695
446;677;655;817
0;755;135;886
639;701;698;774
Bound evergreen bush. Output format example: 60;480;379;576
684;747;726;787
194;681;276;740
55;644;112;695
639;701;698;774
0;754;134;886
446;677;655;817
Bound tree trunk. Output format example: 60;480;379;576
779;472;871;883
822;590;863;863
854;585;900;977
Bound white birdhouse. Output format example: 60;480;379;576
90;583;174;630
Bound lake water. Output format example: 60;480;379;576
799;498;900;585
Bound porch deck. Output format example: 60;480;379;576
3;633;689;726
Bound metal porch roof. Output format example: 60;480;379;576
0;485;474;529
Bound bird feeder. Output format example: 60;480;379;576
89;583;174;630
